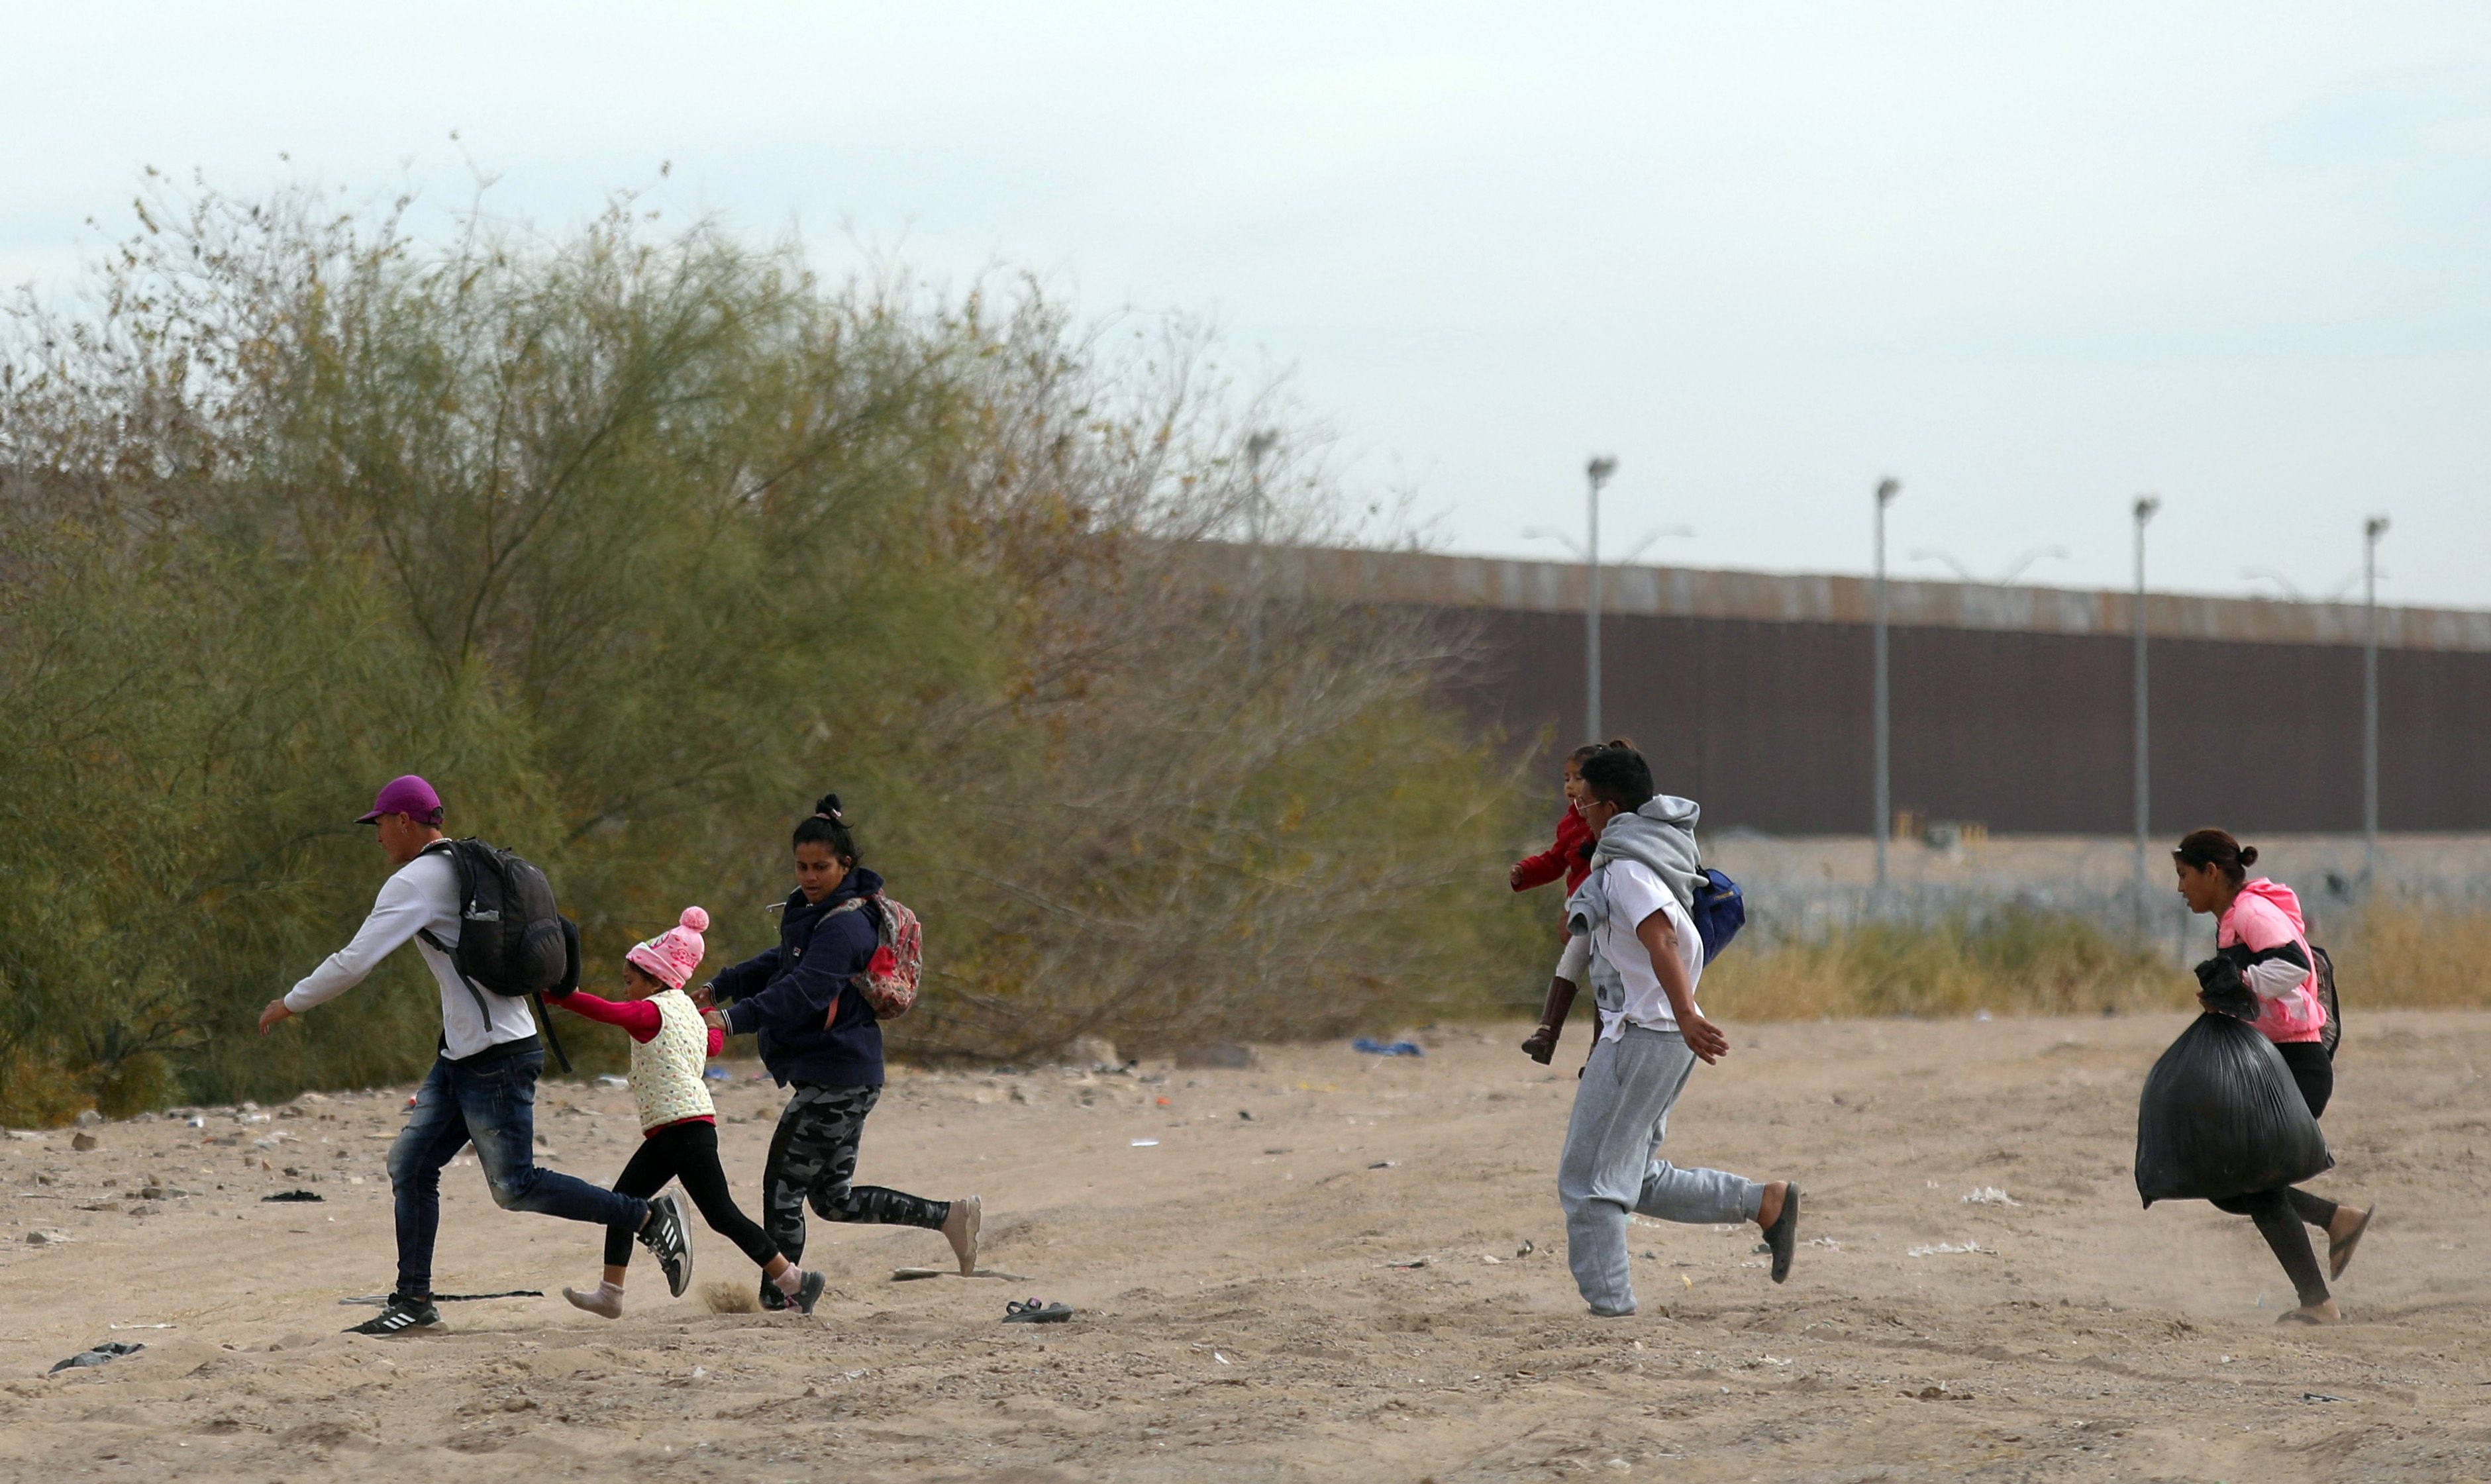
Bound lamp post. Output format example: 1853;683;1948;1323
1873;477;1900;895
1585;456;1617;743
2364;514;2390;880
2131;495;2159;928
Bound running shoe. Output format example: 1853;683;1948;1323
757;1275;789;1312
344;1292;441;1336
635;1192;694;1297
793;1269;827;1316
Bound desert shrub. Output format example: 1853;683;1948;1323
0;177;1536;1120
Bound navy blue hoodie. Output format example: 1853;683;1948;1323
713;867;887;1087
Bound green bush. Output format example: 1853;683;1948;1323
0;179;1539;1121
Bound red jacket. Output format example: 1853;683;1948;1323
1511;807;1596;896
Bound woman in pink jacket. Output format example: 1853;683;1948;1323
2173;828;2374;1324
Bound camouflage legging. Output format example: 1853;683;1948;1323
761;1083;950;1264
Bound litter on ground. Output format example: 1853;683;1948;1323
50;1342;144;1374
893;1266;1027;1281
339;1290;542;1305
1351;1038;1423;1057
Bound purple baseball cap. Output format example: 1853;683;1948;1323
356;774;443;825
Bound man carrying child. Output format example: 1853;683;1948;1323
1556;745;1801;1318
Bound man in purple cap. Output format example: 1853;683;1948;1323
260;775;694;1335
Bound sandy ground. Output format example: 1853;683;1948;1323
3;1011;2488;1483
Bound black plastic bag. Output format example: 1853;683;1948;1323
2134;1013;2332;1207
2192;956;2259;1022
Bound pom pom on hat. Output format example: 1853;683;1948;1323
627;905;709;991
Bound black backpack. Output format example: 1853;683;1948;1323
415;839;580;1070
2312;943;2341;1059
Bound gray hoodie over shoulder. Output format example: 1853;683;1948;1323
1562;795;1705;1014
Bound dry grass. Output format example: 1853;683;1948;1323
2328;898;2491;1009
1695;899;2491;1023
1698;905;2187;1022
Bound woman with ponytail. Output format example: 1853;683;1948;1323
2173;828;2374;1324
701;794;981;1309
554;906;828;1318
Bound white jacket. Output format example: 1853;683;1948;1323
283;850;540;1060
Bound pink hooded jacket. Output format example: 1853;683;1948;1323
2217;878;2328;1044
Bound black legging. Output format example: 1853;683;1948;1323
602;1120;783;1271
2209;1040;2341;1308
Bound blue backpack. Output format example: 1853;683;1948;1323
1690;868;1746;964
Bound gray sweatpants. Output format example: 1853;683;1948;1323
1558;1022;1764;1316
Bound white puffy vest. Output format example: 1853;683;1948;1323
629;989;715;1132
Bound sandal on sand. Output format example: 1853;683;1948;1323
1764;1183;1802;1285
2329;1205;2375;1282
1003;1298;1073;1324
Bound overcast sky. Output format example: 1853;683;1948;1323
10;3;2490;607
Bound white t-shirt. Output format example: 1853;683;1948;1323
283;849;540;1060
1588;858;1705;1039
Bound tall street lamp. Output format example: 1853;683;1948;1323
1584;456;1617;743
2132;495;2159;927
2364;514;2390;879
1873;477;1900;895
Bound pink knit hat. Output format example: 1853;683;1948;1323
625;907;709;991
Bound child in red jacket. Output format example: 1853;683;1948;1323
1512;743;1615;1064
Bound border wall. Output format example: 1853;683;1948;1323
1221;545;2491;837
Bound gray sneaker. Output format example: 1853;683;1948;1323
635;1193;694;1297
792;1269;827;1316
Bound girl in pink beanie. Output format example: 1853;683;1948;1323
554;907;827;1317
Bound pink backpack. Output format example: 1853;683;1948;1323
821;893;921;1020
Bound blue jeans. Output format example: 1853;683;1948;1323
387;1049;646;1296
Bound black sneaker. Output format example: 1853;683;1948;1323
792;1269;827;1316
636;1192;694;1297
758;1276;789;1312
345;1292;440;1336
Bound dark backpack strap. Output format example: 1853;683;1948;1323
807;897;870;949
416;925;497;1028
801;897;874;1005
531;917;582;1074
531;992;572;1075
416;838;505;1036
